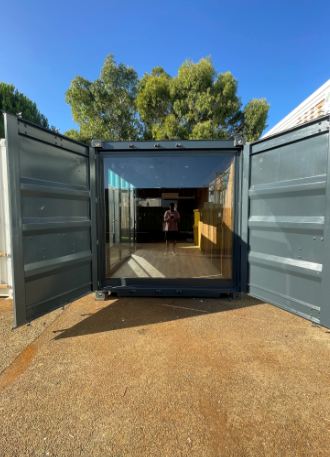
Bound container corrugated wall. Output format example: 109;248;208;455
4;114;98;326
247;117;330;325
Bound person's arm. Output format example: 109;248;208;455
164;210;170;222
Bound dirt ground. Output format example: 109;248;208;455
0;299;63;373
0;294;329;457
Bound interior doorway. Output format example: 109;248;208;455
103;150;236;281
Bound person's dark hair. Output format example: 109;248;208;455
170;203;175;211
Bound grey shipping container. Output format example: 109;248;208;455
1;112;329;329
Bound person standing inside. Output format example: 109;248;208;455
163;203;180;254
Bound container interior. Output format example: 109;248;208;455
103;150;236;283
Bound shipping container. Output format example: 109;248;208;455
1;112;330;329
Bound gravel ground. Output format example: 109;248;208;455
0;298;63;374
0;293;329;457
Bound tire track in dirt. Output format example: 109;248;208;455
0;341;38;391
0;303;67;392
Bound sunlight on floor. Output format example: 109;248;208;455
110;242;231;279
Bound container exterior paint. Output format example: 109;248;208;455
1;112;330;329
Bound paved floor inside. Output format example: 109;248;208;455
109;242;231;279
0;294;329;457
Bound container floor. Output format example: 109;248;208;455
107;242;232;279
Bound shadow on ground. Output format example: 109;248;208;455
53;296;259;339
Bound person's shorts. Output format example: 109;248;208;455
165;231;178;241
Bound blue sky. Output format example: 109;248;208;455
1;0;329;134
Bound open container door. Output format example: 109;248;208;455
3;113;98;327
242;115;330;327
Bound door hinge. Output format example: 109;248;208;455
91;139;104;148
234;135;245;147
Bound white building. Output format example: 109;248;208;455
263;79;330;138
0;139;12;297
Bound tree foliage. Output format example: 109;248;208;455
242;98;269;142
63;129;91;144
0;83;49;138
66;55;270;143
66;55;140;142
137;58;269;142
